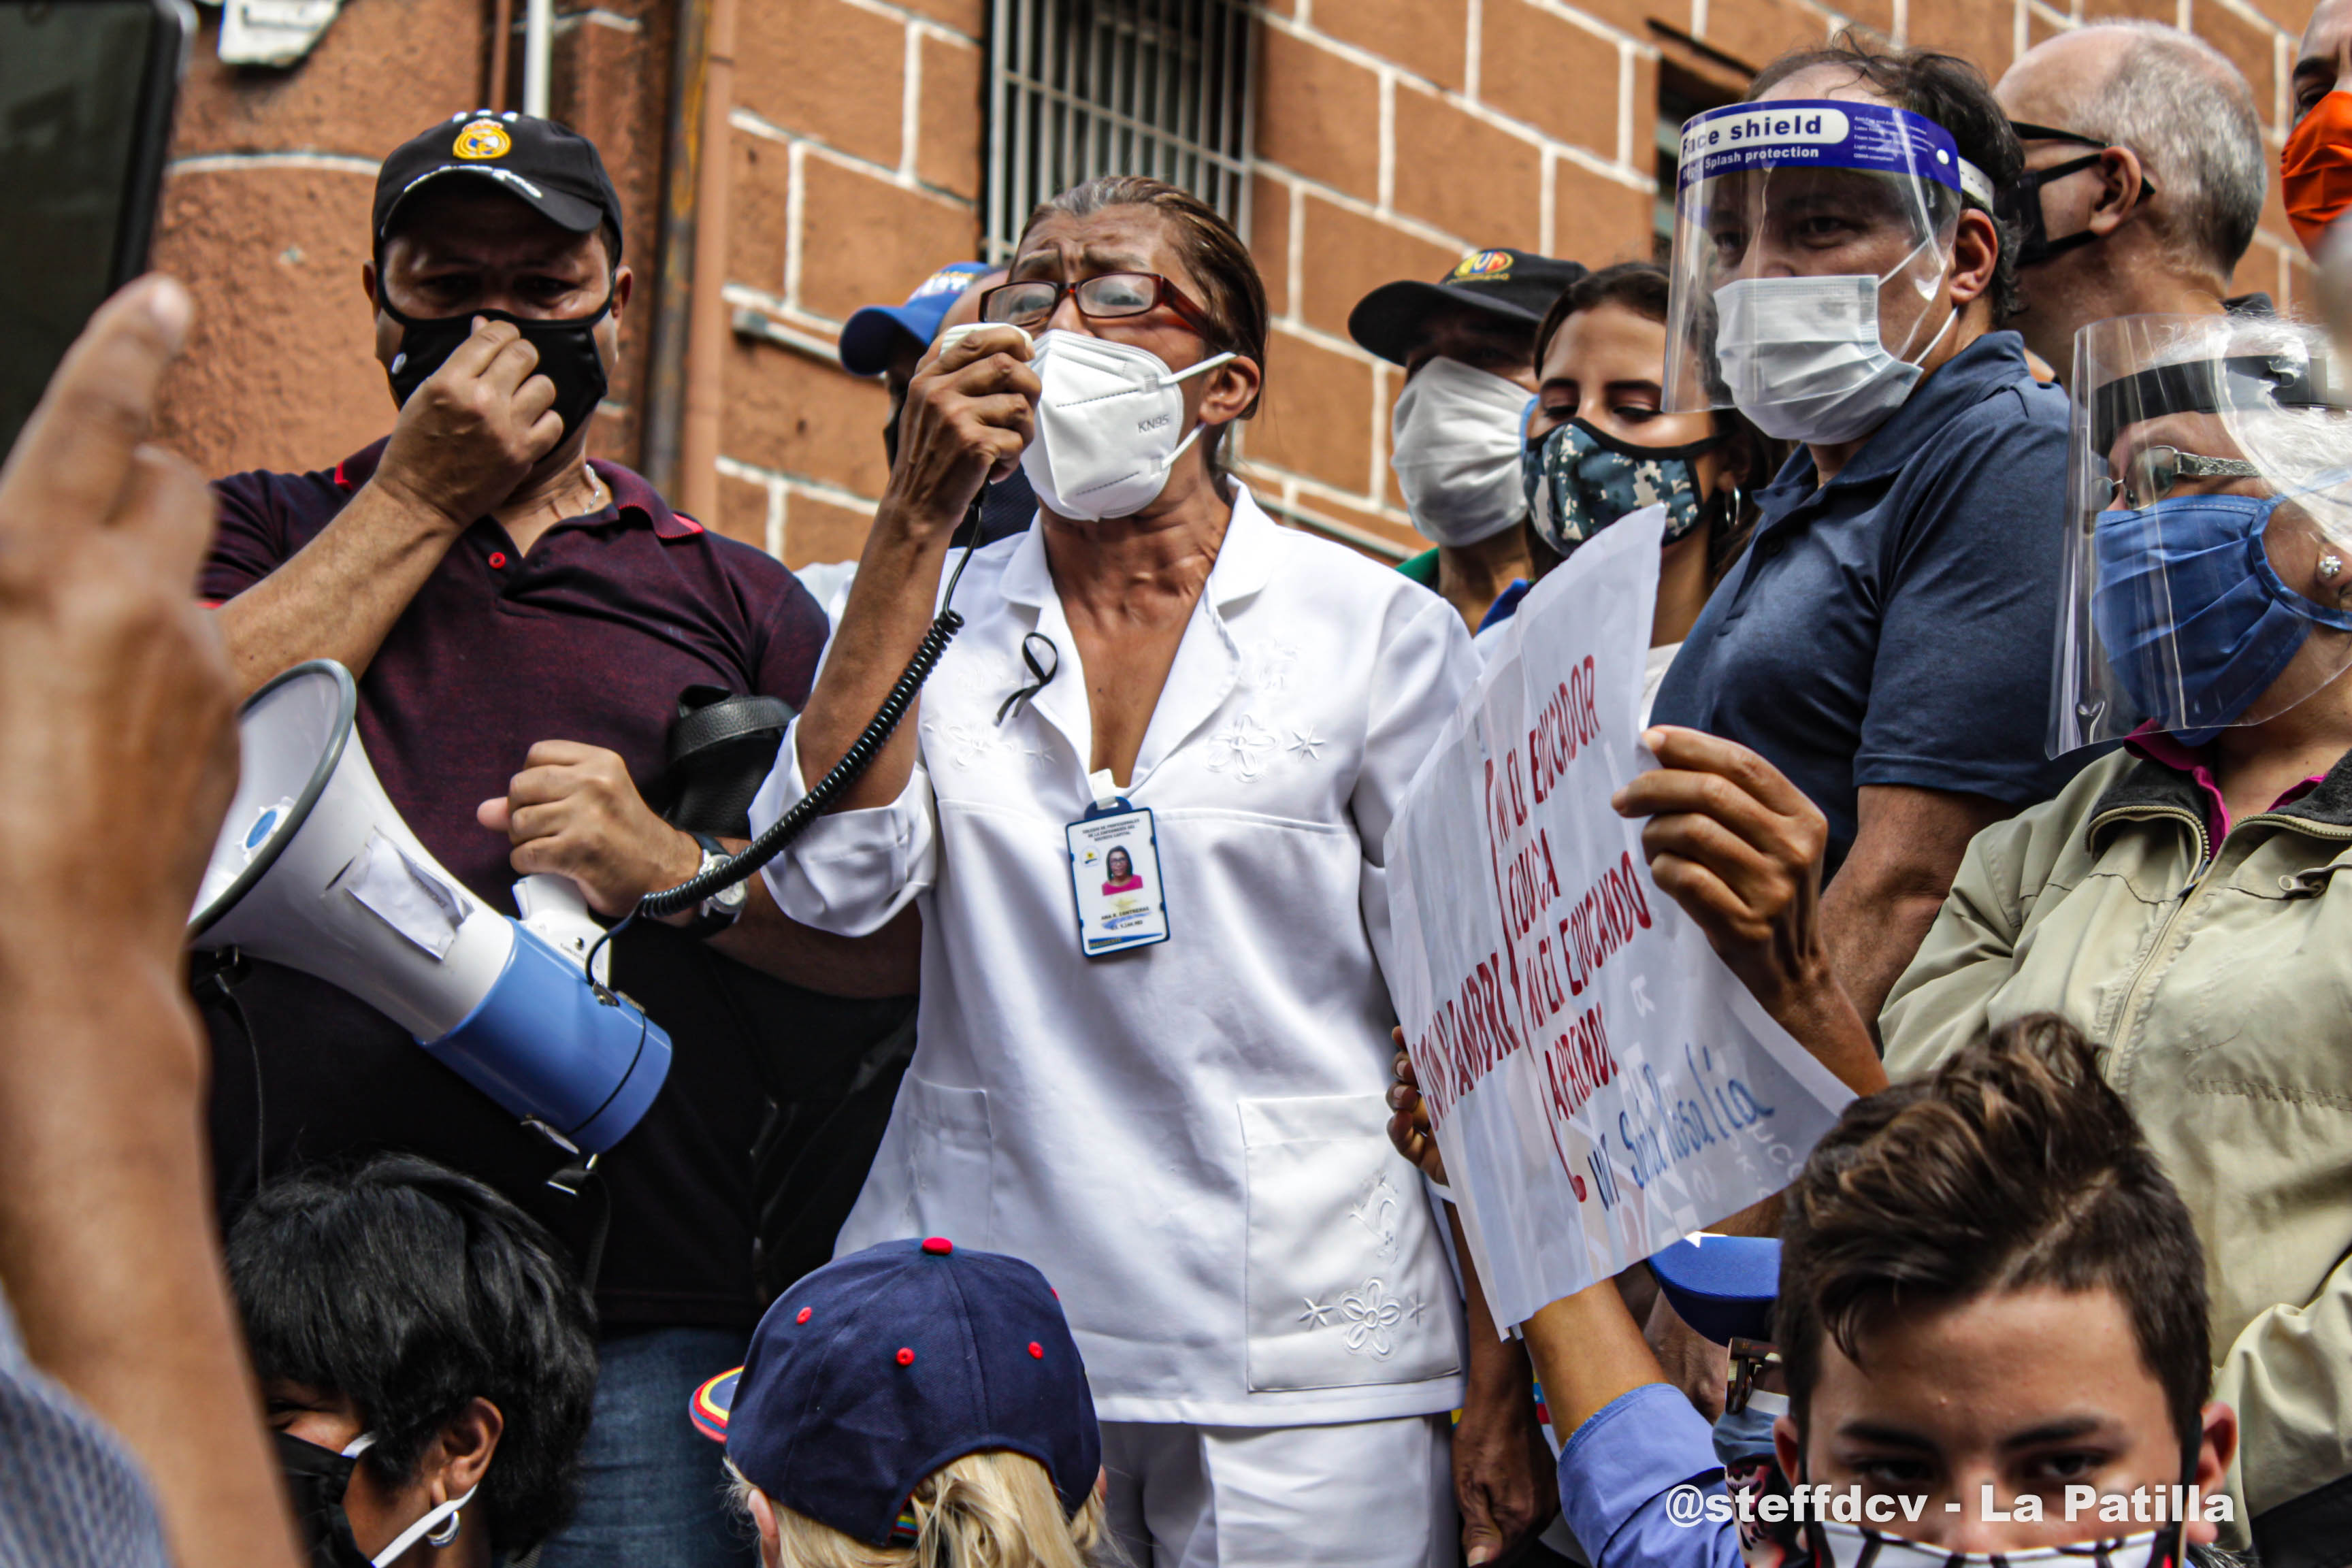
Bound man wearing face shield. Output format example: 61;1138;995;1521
1649;41;2085;1028
1348;248;1588;632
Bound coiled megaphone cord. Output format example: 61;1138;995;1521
630;527;983;925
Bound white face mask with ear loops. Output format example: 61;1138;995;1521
1021;329;1236;521
342;1435;480;1567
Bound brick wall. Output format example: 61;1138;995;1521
713;0;986;566
149;0;2321;564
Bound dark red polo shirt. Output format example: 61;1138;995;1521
199;439;830;1332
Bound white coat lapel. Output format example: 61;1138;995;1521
996;524;1095;774
1130;485;1281;788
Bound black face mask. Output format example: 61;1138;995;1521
381;291;615;441
1999;123;2158;270
274;1431;373;1568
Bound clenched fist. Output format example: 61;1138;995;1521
478;740;700;917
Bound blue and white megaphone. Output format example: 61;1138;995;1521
188;660;672;1154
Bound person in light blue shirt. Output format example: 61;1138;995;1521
1392;1014;2236;1568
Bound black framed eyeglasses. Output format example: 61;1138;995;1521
2097;444;2264;510
979;272;1219;340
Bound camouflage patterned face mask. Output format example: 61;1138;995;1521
1520;416;1719;558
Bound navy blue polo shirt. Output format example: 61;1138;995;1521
1650;332;2088;874
199;440;830;1330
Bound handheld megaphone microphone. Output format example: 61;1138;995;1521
189;661;672;1154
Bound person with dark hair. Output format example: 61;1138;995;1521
1648;36;2086;1032
193;110;916;1568
1391;1015;2238;1565
760;174;1480;1567
1418;258;1788;1567
2289;0;2352;256
231;1156;598;1567
1347;247;1587;632
1512;260;1786;709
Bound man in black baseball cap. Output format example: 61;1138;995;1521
1349;248;1587;636
197;112;916;1568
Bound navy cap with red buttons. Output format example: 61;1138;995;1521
1648;1235;1781;1346
688;1237;1099;1546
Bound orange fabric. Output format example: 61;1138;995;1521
2283;88;2352;253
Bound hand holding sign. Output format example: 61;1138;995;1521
1612;727;1884;1094
1384;506;1859;1328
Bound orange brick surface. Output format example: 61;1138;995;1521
1390;86;1544;247
1254;25;1384;201
1297;196;1464;340
1244;327;1377;495
734;0;908;169
1317;0;1473;93
1480;0;1625;158
794;157;983;325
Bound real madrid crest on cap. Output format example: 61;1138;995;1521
452;117;512;161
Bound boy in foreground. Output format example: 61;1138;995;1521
1394;1014;2236;1565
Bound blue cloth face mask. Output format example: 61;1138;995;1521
1520;416;1718;559
1712;1388;1786;1469
2091;489;2352;745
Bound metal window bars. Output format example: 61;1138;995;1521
985;0;1256;261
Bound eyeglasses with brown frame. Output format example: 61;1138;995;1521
979;272;1220;342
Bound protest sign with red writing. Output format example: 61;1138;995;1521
1384;508;1855;1329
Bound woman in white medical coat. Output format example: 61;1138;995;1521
755;176;1479;1568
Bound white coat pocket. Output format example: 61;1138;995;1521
898;1076;995;1249
1239;1093;1464;1392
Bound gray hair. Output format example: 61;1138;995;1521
2060;20;2266;281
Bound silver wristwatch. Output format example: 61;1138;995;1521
691;834;750;929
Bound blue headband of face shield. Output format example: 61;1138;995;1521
2091;479;2352;745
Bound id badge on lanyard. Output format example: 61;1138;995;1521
1066;769;1170;957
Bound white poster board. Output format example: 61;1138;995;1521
1385;508;1855;1330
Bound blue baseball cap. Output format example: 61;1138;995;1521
1648;1235;1781;1345
838;262;993;377
689;1237;1100;1546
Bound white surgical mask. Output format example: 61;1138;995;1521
342;1434;480;1567
1390;356;1532;544
1712;240;1956;446
1021;329;1235;521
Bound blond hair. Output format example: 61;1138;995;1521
730;1449;1113;1568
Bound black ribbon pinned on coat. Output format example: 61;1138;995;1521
996;632;1060;725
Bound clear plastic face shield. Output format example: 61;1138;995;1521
2052;314;2352;755
1661;99;1995;444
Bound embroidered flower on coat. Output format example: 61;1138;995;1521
1287;727;1325;762
1339;1278;1409;1359
1205;714;1279;780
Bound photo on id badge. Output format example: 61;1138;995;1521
1066;804;1169;956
